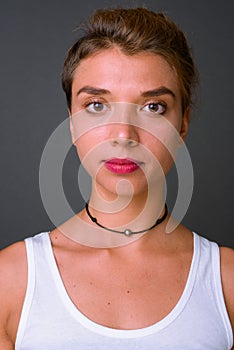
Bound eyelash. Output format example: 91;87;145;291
82;99;167;115
142;101;167;115
83;98;108;113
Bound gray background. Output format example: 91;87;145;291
0;0;233;249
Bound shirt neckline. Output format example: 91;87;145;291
43;231;200;338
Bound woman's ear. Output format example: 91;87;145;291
180;107;190;141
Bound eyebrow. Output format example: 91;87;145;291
76;85;176;99
76;86;111;96
141;87;176;99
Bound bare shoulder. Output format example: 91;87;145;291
0;241;28;346
0;240;27;285
220;246;234;334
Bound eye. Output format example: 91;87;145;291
142;102;166;115
85;101;109;114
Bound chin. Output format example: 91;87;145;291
94;174;149;201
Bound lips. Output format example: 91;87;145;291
104;158;141;174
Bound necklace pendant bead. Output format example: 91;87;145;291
124;229;132;236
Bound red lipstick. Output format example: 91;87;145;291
104;158;140;174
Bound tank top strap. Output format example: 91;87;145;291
15;232;50;350
210;240;233;346
194;233;233;348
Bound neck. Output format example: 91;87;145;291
59;178;168;248
87;179;166;233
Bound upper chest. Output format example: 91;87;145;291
54;247;192;329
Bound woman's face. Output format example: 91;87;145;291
70;48;189;199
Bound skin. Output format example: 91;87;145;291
0;49;233;349
70;49;188;225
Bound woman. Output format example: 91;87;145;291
0;8;233;349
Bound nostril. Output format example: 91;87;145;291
108;123;140;146
110;137;139;147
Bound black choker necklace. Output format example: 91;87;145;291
85;202;168;236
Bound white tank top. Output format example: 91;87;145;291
15;232;233;349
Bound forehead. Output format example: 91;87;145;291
72;48;180;97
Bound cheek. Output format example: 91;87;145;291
74;126;106;160
144;131;179;174
75;137;88;161
74;130;109;178
75;138;97;180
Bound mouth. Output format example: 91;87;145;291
104;158;142;174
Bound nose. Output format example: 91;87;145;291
109;123;140;147
108;104;140;147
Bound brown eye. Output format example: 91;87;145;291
143;102;166;115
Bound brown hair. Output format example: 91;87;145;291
62;8;198;112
